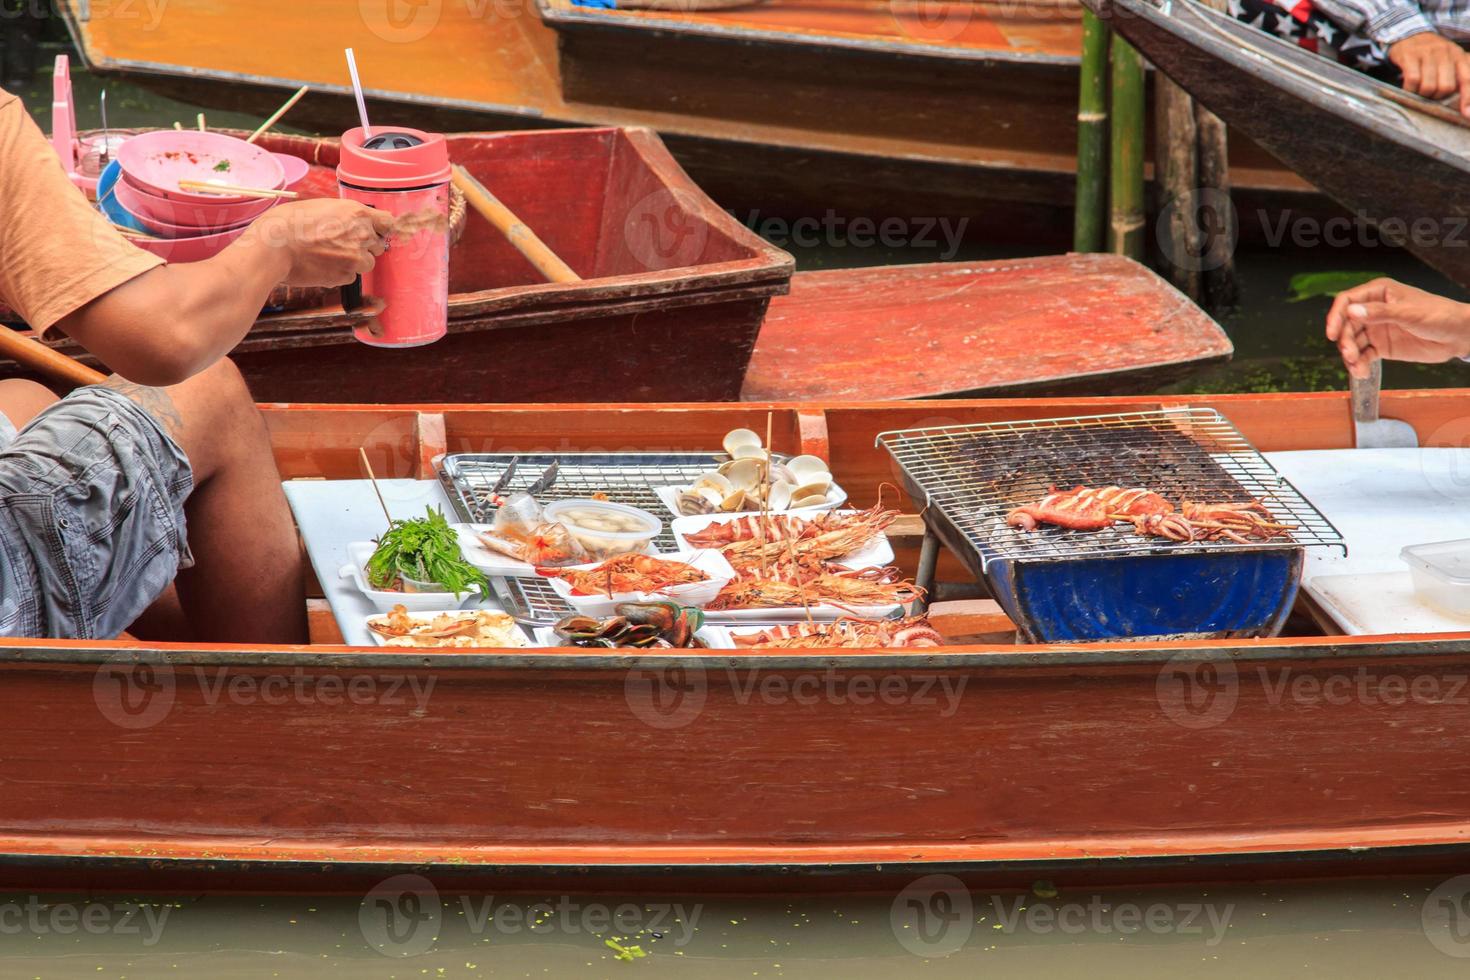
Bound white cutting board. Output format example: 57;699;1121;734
1265;448;1470;634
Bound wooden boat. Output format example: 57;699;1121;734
53;0;1335;246
11;390;1470;893
8;128;1232;400
1087;0;1470;291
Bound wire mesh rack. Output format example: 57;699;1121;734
876;408;1346;571
437;452;723;552
493;575;574;624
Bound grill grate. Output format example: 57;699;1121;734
494;575;573;624
437;452;722;552
877;408;1345;570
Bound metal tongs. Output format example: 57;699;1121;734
487;457;560;507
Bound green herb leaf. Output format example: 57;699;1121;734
213;160;231;172
366;506;487;595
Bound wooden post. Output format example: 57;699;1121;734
1155;73;1202;299
1196;0;1240;310
1108;37;1146;259
1074;10;1110;253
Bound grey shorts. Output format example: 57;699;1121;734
0;386;193;639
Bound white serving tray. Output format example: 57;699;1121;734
363;608;532;647
539;549;737;618
669;511;894;571
339;541;483;614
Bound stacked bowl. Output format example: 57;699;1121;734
107;131;292;262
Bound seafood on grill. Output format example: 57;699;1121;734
1006;485;1295;543
675;428;837;515
538;553;709;597
1006;485;1172;532
707;565;923;611
552;601;707;648
732;615;944;648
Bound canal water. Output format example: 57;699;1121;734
9;40;1470;980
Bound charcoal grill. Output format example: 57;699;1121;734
877;409;1345;642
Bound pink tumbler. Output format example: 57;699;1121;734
336;126;452;347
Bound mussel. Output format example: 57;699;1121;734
552;602;705;649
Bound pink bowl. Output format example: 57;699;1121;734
130;224;249;263
132;208;255;240
116;130;284;203
115;174;274;229
272;152;312;189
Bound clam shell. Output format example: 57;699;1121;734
791;492;830;509
676;490;716;516
786;454;829;480
723;428;763;456
721;457;765;491
792;475;832;498
769;463;796;485
768;481;794;511
692;472;734;495
720;489;748;512
730;444;769;461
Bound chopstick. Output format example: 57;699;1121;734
176;180;299;200
247;85;309;144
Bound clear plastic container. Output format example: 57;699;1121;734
543;499;661;560
1401;539;1470;617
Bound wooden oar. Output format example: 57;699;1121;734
450;164;581;284
0;327;107;388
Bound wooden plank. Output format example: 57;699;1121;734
741;255;1233;400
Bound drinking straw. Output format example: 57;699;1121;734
344;48;373;140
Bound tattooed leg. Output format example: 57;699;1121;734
107;360;306;644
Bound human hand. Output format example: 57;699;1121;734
1325;277;1470;377
247;198;393;287
1388;31;1470;115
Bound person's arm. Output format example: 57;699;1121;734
1325;277;1470;377
1312;0;1470;112
54;200;392;386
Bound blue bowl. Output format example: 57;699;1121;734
95;160;150;233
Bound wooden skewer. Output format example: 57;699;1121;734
172;121;182;131
108;221;161;241
196;113;206;133
0;327;107;388
176;180;299;200
450;164;581;284
247;85;309;144
359;447;394;528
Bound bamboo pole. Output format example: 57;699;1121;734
1154;72;1201;299
1073;9;1110;253
1108;36;1146;259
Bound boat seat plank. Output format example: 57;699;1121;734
740;254;1233;401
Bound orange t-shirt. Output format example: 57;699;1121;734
0;89;162;337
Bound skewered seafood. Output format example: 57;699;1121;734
707;565;922;611
538;553;709;597
1007;486;1295;543
733;616;944;648
552;602;705;648
1006;486;1171;532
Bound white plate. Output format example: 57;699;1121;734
669;511;894;571
364;608;531;648
539;550;736;619
653;482;847;520
340;541;482;614
702;602;909;625
532;624;734;649
454;523;664;578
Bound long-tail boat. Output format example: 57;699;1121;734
11;390;1470;893
7;127;1233;401
1087;0;1470;291
53;0;1334;244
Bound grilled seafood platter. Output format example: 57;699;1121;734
538;550;735;617
546;602;714;649
1006;485;1296;543
366;605;528;648
731;616;944;649
667;428;845;516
